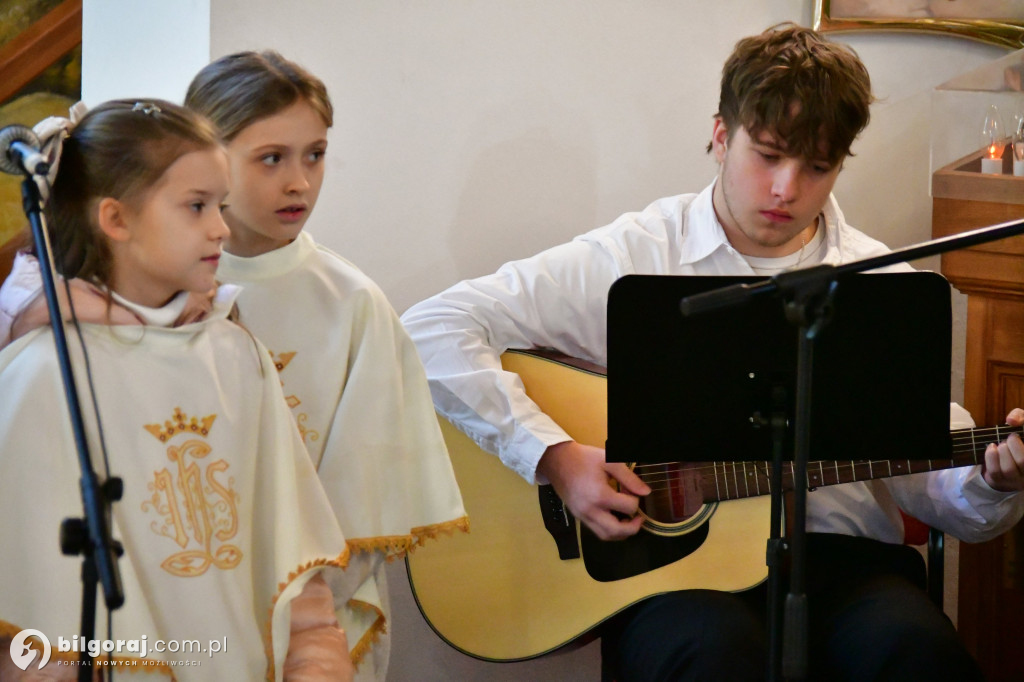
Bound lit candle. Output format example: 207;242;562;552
981;144;1003;175
980;105;1005;175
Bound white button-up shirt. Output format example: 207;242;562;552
402;182;1024;543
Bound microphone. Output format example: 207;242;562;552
0;124;50;177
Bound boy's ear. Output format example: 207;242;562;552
96;197;131;242
711;117;729;163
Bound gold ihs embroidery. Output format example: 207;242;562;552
142;408;241;577
269;349;321;445
296;413;321;445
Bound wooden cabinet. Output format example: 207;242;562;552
932;148;1024;681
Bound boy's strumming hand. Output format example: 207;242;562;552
537;440;651;541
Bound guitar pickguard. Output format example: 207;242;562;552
581;518;710;582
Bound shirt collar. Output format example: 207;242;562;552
218;231;316;282
109;285;240;327
818;193;846;265
678;180;730;266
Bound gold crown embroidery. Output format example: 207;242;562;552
141;407;241;577
143;407;216;442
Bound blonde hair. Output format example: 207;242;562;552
184;50;333;141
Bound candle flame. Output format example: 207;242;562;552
989;143;1001;159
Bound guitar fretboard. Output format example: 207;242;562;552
633;424;1023;502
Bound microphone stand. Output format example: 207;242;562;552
18;173;124;681
679;216;1024;681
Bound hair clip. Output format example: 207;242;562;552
131;102;162;116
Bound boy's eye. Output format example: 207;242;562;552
308;149;326;163
261;153;282;166
190;201;205;213
219;203;230;214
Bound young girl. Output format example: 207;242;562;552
184;52;467;679
0;100;361;681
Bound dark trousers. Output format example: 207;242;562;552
606;533;984;682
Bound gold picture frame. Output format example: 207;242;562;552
814;0;1024;49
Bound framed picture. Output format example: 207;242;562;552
814;0;1024;49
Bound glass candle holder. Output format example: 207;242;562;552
980;104;1005;175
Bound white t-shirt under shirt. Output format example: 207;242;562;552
742;217;827;275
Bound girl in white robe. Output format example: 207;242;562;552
184;53;468;680
0;100;361;681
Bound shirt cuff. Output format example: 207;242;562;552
962;464;1024;504
503;421;571;485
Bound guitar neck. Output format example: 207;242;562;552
690;424;1024;502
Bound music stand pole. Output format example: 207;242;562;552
765;384;789;682
784;277;839;680
19;175;124;681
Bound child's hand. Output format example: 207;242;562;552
10;278;141;342
284;573;354;681
173;289;216;326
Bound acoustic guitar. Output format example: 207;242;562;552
405;349;1018;661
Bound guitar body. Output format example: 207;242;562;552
406;350;770;661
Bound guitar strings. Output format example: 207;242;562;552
627;424;1023;498
633;450;988;492
629;424;1022;474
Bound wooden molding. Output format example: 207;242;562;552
931;197;1024;300
932;146;1024;206
0;0;82;104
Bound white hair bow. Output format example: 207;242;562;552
31;100;88;200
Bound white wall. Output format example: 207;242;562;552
82;0;211;104
199;2;1006;314
82;2;1012;679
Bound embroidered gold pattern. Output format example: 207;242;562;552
268;349;321;445
142;408;241;577
143;406;216;442
295;413;321;445
271;350;296;373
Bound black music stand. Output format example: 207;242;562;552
606;271;953;681
607;272;951;462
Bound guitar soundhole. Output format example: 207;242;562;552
635;462;715;536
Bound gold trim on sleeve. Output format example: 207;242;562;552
345;515;471;561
